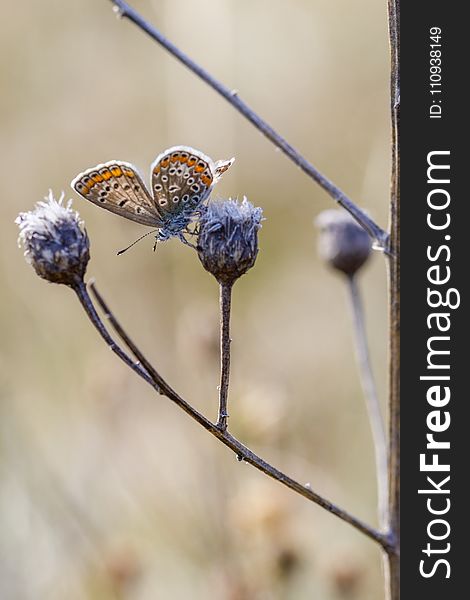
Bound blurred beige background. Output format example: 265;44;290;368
1;1;391;598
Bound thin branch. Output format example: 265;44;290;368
88;281;214;428
87;281;392;552
387;0;400;551
347;275;388;528
385;0;400;598
106;0;388;250
217;283;232;430
72;281;155;388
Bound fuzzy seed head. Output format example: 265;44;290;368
197;198;263;285
16;191;90;286
315;209;371;276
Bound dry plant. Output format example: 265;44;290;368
16;0;400;597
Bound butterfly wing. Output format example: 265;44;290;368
150;146;233;218
71;161;162;227
150;146;214;216
214;157;235;182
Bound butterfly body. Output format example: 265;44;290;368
71;146;234;243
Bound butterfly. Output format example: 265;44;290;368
71;146;234;246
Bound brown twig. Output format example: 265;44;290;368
217;283;232;430
87;281;392;552
385;0;400;598
72;280;155;388
106;0;389;250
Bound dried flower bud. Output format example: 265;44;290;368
16;191;90;286
197;197;263;285
315;209;371;276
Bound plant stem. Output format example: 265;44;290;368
217;283;232;430
106;0;388;250
386;0;400;598
87;281;392;552
72;280;154;387
347;274;388;529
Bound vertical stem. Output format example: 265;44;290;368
217;282;233;431
347;275;388;529
386;1;400;599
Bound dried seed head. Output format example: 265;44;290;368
16;191;90;286
315;209;371;276
197;197;263;285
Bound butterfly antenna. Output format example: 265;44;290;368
117;230;158;255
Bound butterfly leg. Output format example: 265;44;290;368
189;223;201;236
178;232;197;249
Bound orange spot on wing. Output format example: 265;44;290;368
187;158;196;167
101;170;112;180
83;177;96;190
153;165;160;174
161;158;170;168
171;153;180;162
92;174;103;183
201;175;212;186
123;168;135;177
178;155;188;164
110;166;122;177
194;165;205;173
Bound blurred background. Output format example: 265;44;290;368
1;1;391;598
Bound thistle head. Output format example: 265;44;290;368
197;197;263;285
16;191;90;286
315;209;371;277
